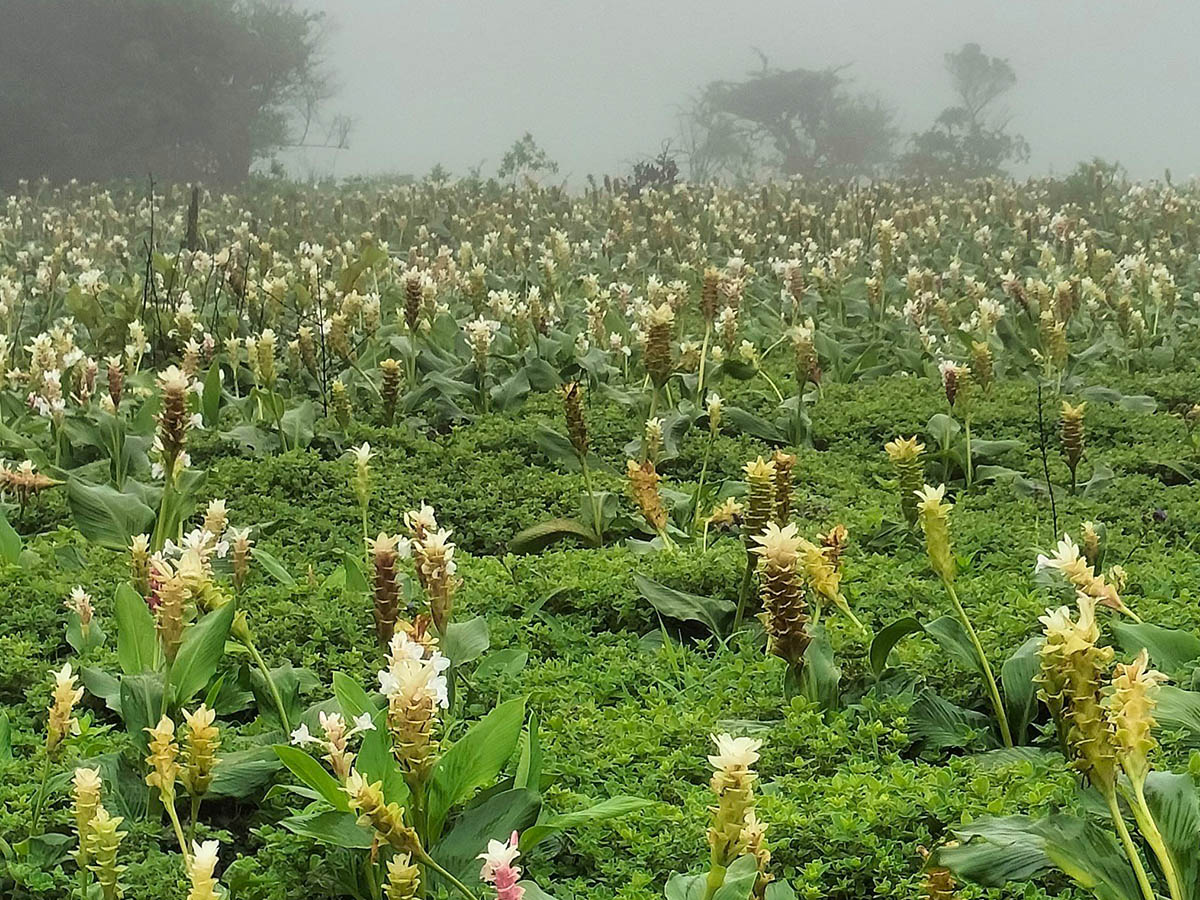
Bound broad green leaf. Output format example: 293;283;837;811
1001;636;1042;744
937;813;1141;900
1111;622;1200;673
206;747;281;799
1142;771;1200;897
0;510;20;565
634;574;735;636
119;672;165;755
202;361;222;427
274;745;350;811
869;616;924;676
442;616;490;666
251;547;296;586
796;625;840;710
514;711;541;791
281;400;317;449
428;696;526;840
924;615;985;675
713;855;761;900
169;603;235;706
430;788;540;887
908;689;995;751
509;518;599;554
115;583;157;675
723;407;786;443
282;809;374;849
665;872;706;900
66;478;155;550
342;552;369;598
518;796;653;851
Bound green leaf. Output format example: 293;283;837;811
665;872;706;900
1111;622;1200;673
342;552;369;598
796;625;840;710
282;808;374;849
765;883;797;900
1001;637;1042;745
430;788;541;888
514;712;541;791
428;696;527;841
1155;686;1200;746
119;672;165;755
519;796;653;852
206;747;282;799
251;547;296;586
723;407;786;443
924;615;984;675
509;518;599;553
274;745;350;811
66;478;155;550
442;617;491;666
713;855;761;900
169;603;235;706
0;710;11;760
634;574;735;636
281;400;317;449
114;583;157;675
908;689;995;751
1141;771;1200;898
869;616;924;676
476;649;530;681
936;813;1141;900
202;361;222;427
0;510;21;565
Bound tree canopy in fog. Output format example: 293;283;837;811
0;0;341;188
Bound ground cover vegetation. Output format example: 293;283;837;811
4;164;1200;900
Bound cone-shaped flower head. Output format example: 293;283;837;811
916;484;955;583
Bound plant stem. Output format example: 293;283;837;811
692;432;714;528
579;455;603;542
732;549;754;633
415;848;478;900
164;794;191;864
1125;779;1184;900
944;580;1013;747
701;861;728;900
1104;786;1157;900
188;794;201;845
963;415;973;487
246;639;291;732
29;754;53;835
697;322;712;399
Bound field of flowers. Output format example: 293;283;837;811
4;169;1200;900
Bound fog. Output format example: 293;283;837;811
299;0;1200;182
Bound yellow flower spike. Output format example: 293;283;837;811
72;767;103;869
145;715;180;804
180;705;221;799
884;436;926;527
186;840;221;900
916;484;955;584
1107;649;1167;785
385;852;422;900
86;807;127;900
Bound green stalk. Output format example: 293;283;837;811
944;580;1013;747
701;861;728;900
732;550;755;633
696;321;712;398
580;455;603;542
963;415;973;487
29;754;53;835
692;432;714;528
1124;778;1184;900
246;639;291;732
1104;786;1157;900
414;847;478;900
163;793;191;864
188;794;202;845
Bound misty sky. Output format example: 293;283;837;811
297;0;1200;183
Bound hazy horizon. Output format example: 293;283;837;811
287;0;1200;183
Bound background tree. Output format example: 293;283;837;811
685;55;897;180
900;42;1029;180
0;0;341;188
497;133;561;186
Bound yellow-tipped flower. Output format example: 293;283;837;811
885;436;925;526
186;840;221;900
706;733;762;868
771;451;795;525
385;853;422;900
180;705;221;798
348;442;373;508
87;806;127;900
145;715;180;804
752;523;810;667
742;457;777;546
47;662;83;753
1036;534;1135;619
72;767;103;869
916;484;955;584
626;458;669;536
344;769;420;853
1106;648;1167;785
